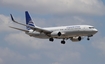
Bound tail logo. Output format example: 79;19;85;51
25;11;35;30
27;20;35;30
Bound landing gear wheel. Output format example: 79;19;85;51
61;40;65;44
87;37;90;40
78;36;81;41
49;38;54;42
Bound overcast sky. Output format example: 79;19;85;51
0;0;105;64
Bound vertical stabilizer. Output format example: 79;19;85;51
25;11;35;30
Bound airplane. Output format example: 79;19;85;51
9;11;98;44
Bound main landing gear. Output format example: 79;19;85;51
49;38;66;44
61;40;65;44
49;38;54;42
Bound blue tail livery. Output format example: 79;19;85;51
25;11;35;30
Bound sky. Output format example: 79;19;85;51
0;0;105;64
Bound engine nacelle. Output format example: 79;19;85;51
70;36;82;42
26;30;34;36
51;31;62;37
29;30;34;33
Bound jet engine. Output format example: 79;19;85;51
51;31;63;37
70;36;82;42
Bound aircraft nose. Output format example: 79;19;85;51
94;29;98;33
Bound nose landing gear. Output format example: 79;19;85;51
87;35;93;40
87;37;90;40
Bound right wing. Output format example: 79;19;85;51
9;26;29;32
10;14;52;34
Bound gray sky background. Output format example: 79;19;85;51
0;0;105;64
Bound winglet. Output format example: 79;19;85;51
10;14;15;21
10;14;19;24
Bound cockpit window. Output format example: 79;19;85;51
89;27;94;29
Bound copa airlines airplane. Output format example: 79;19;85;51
9;11;98;44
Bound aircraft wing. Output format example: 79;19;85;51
9;26;29;32
10;14;52;34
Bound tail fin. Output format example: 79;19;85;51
25;11;35;30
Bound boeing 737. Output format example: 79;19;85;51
9;11;98;44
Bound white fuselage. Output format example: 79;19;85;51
10;11;98;43
26;25;98;39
